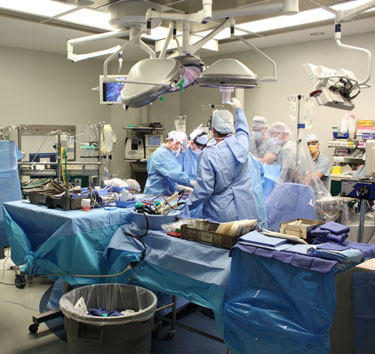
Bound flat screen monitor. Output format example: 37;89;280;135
99;75;126;104
102;82;125;103
147;135;161;146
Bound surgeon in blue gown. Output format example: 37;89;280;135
144;130;191;196
179;126;208;218
178;126;208;180
189;99;260;222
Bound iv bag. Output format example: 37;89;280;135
303;97;314;130
175;115;186;132
100;124;116;155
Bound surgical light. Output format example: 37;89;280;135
121;55;205;108
121;58;182;108
197;59;258;88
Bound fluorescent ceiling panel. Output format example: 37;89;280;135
1;0;374;39
237;0;375;34
59;8;114;30
0;0;74;17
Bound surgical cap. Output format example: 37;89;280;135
270;121;288;134
190;125;208;146
305;133;319;142
212;110;234;135
167;130;188;148
252;116;267;128
195;134;208;146
126;179;141;192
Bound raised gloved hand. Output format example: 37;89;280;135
190;180;197;187
177;184;194;193
227;98;242;110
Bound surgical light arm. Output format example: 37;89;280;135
67;30;129;63
190;18;232;55
309;0;375;87
335;23;372;87
103;28;155;77
237;35;277;82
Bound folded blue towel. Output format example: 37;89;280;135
311;228;348;245
308;247;363;264
283;244;314;255
239;231;287;247
320;221;350;235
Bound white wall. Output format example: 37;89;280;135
0;44;110;160
109;105;142;178
180;31;375;159
0;45;109;126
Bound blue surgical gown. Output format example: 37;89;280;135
178;146;198;180
177;147;203;218
189;109;259;222
248;153;267;227
144;145;190;196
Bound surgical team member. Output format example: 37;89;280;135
248;152;267;227
250;116;279;165
178;126;208;180
189;98;260;222
144;131;191;196
268;121;293;166
306;134;332;188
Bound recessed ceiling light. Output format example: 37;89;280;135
59;8;115;31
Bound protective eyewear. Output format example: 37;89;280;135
307;140;319;146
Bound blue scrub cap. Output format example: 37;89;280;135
190;124;208;146
212;110;234;135
195;134;208;146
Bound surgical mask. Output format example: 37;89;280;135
253;131;262;141
308;145;318;155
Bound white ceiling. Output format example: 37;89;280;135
0;12;374;63
216;17;375;56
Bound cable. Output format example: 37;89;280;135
21;179;52;189
124;212;149;263
25;263;134;280
61;147;66;185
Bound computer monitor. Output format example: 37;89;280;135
99;75;126;104
145;134;163;158
147;135;162;146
